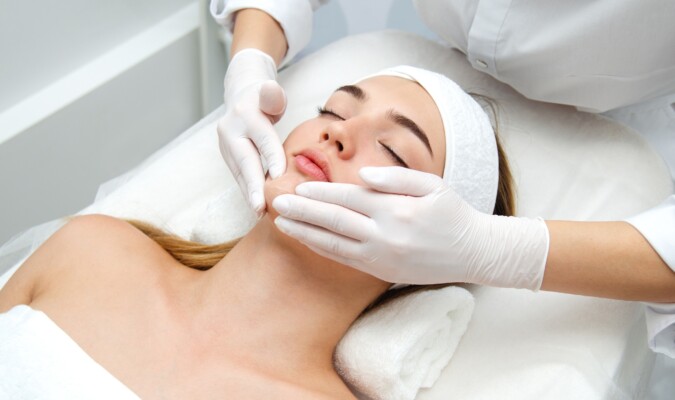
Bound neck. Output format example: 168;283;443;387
188;217;389;375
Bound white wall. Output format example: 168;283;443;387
0;0;193;111
0;0;227;244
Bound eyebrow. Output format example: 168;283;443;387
335;84;433;156
336;85;367;101
386;109;433;156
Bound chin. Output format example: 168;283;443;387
263;171;307;220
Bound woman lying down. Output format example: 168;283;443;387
0;66;514;399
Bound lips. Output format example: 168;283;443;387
294;149;331;182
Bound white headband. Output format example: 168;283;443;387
362;66;499;214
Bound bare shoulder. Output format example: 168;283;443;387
54;214;163;258
0;214;173;312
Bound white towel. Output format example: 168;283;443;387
335;286;474;400
0;305;140;400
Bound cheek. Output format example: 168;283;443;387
284;120;322;149
349;142;400;178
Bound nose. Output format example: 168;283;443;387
321;121;355;159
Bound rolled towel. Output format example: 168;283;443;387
335;286;475;400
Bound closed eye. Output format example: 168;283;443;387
379;141;409;168
317;105;408;167
317;106;345;120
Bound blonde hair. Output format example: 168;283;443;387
128;97;515;313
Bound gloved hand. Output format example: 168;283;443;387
217;48;287;217
272;166;550;289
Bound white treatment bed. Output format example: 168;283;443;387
1;31;672;399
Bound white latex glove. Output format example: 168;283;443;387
217;48;287;216
272;166;550;289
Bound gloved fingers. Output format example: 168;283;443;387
359;166;445;196
241;110;286;179
217;122;266;214
258;80;287;123
272;194;374;241
231;149;266;215
216;116;245;181
274;216;366;261
294;182;385;216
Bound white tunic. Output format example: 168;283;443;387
209;0;329;66
209;0;675;357
627;196;675;358
412;0;675;112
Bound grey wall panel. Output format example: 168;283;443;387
0;0;194;111
0;32;202;244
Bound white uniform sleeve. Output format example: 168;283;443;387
626;195;675;358
209;0;329;66
413;0;675;112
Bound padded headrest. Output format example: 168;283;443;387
276;31;672;221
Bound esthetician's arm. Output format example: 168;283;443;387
210;0;327;214
272;168;675;356
215;8;289;216
542;221;675;302
272;167;675;302
230;8;288;65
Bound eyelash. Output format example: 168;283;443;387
380;142;408;168
316;105;408;168
317;106;344;120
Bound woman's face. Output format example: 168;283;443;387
264;75;446;215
